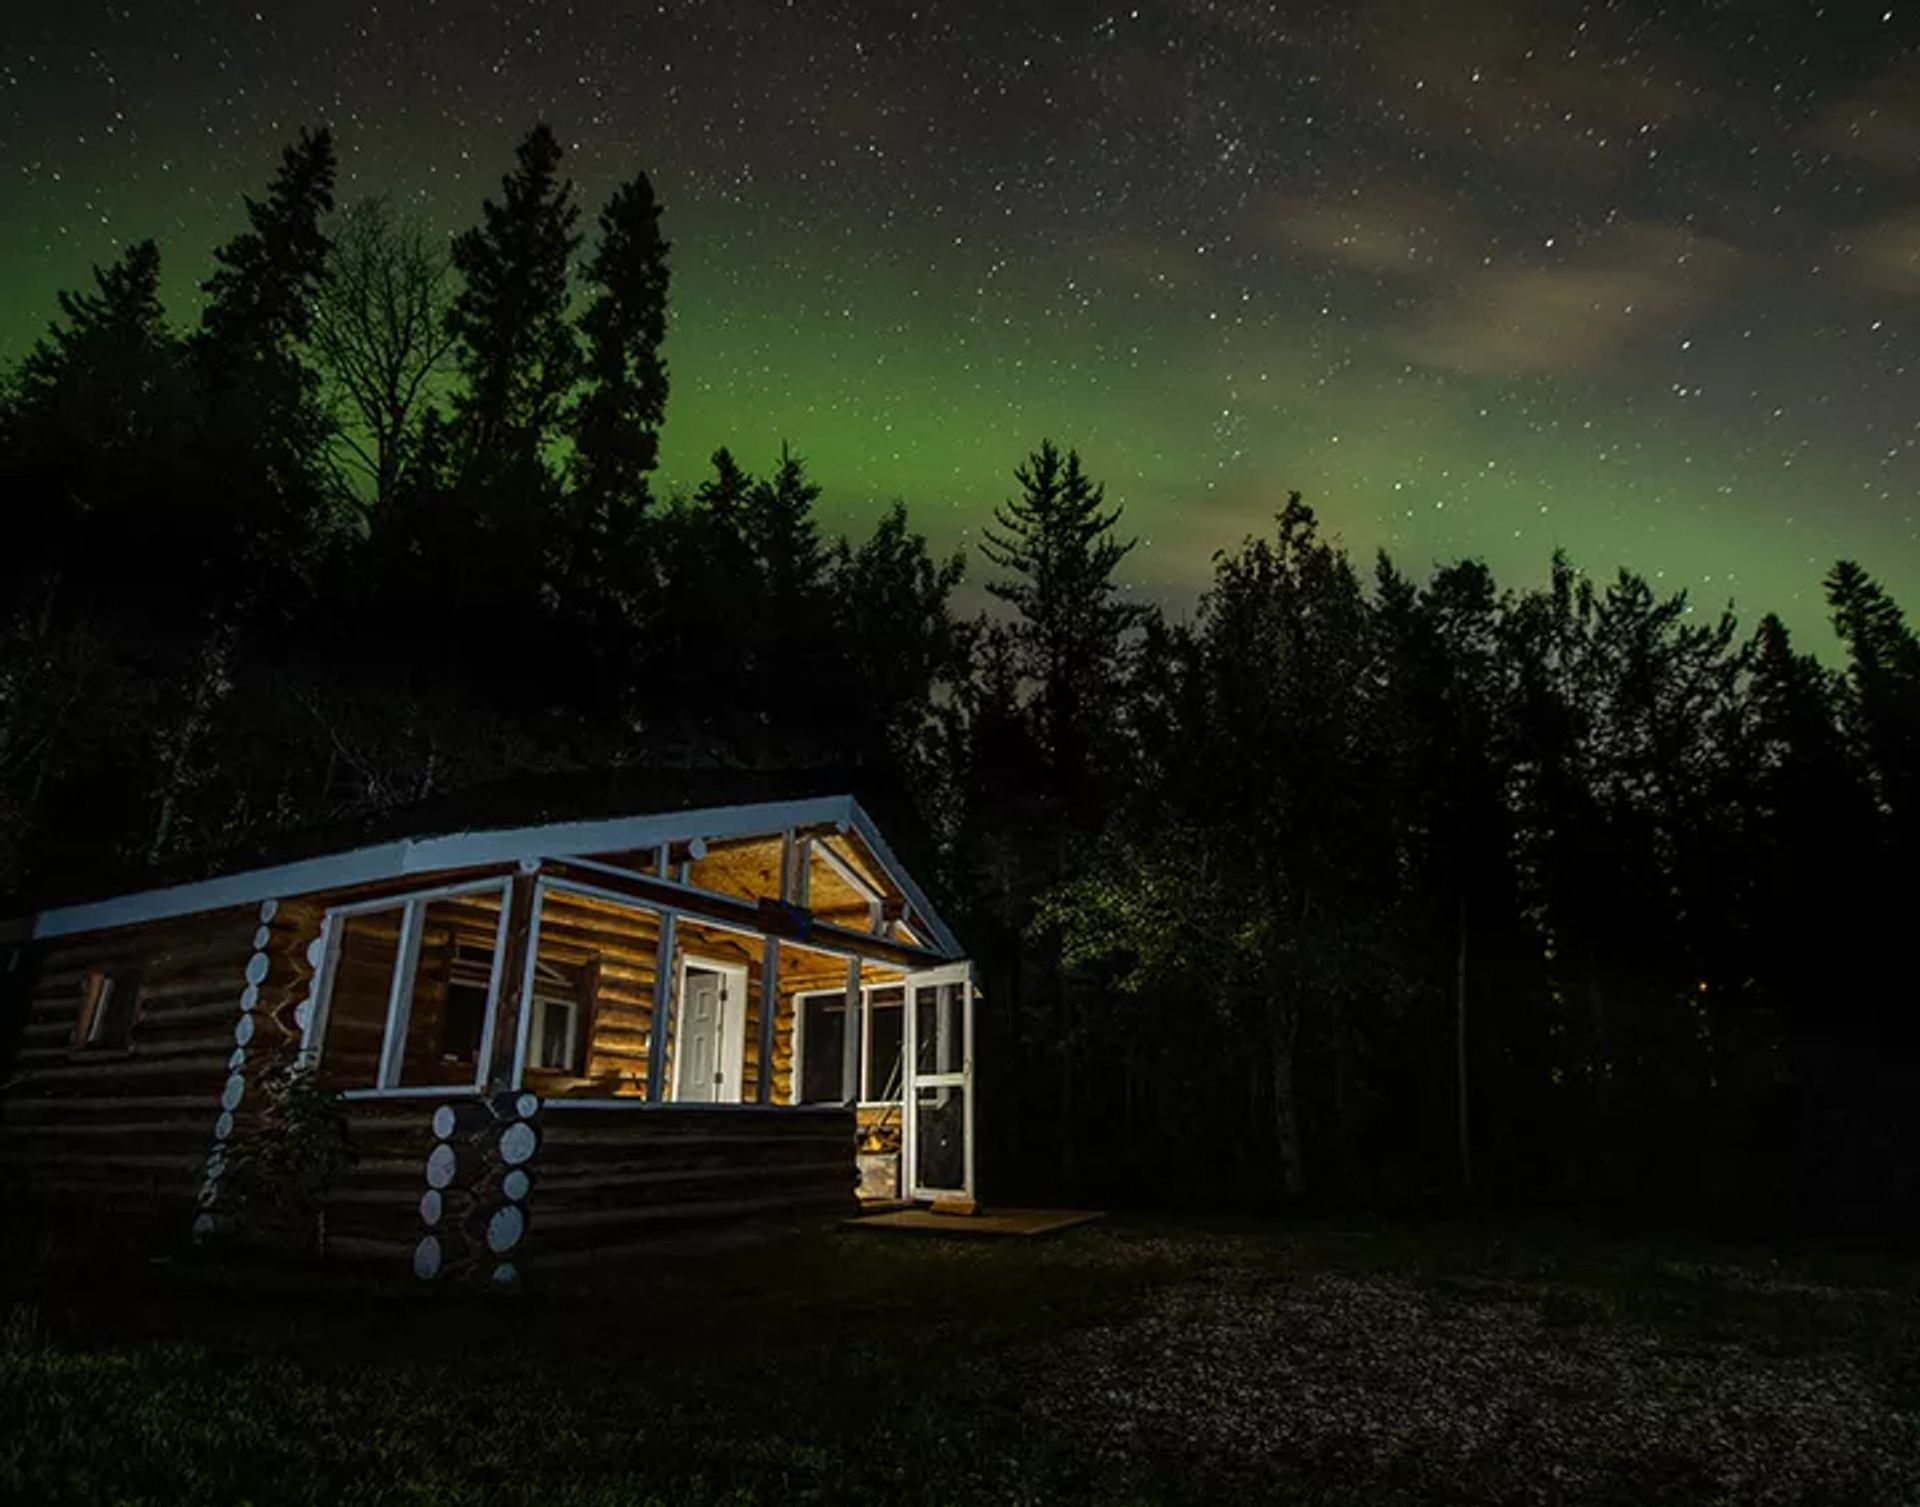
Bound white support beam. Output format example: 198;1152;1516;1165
374;900;426;1090
840;955;863;1105
757;935;780;1105
645;911;678;1103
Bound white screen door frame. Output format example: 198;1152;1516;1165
902;961;974;1202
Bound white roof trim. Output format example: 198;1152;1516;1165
847;802;963;958
28;795;959;955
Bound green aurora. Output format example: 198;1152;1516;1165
5;3;1917;646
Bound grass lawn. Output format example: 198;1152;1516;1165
4;1214;1919;1505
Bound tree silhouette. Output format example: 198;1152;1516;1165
312;195;457;525
570;170;671;513
447;122;581;476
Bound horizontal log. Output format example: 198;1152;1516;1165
0;1093;215;1118
2;1119;214;1144
316;1233;414;1264
531;1187;858;1245
0;1148;206;1173
11;1051;230;1085
537;1157;856;1196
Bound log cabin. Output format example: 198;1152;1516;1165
0;788;975;1286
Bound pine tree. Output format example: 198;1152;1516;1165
1826;560;1920;830
198;128;336;369
833;502;969;775
447;122;581;475
975;441;1148;1195
980;440;1146;828
8;240;186;614
746;443;827;602
570;170;670;511
192;126;338;609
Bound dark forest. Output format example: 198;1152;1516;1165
6;125;1919;1236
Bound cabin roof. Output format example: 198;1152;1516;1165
23;768;961;955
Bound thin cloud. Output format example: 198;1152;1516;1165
1402;222;1740;377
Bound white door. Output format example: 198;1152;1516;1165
902;962;974;1202
676;968;723;1102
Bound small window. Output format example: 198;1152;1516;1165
527;958;597;1076
75;967;143;1050
438;940;493;1065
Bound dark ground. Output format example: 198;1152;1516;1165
4;1215;1918;1505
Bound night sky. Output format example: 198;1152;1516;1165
4;1;1919;640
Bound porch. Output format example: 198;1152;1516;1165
274;806;977;1278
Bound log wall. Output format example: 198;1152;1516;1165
1;897;321;1242
529;886;660;1099
513;1104;860;1268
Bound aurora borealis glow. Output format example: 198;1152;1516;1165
5;2;1919;641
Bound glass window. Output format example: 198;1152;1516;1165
75;967;143;1050
528;958;593;1075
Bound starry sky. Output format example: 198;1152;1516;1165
4;1;1919;642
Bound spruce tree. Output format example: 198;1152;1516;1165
570;170;671;511
980;439;1146;827
9;240;186;614
833;502;969;774
745;442;828;603
193;126;338;608
446;122;581;474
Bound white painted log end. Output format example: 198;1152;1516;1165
258;898;279;923
228;1047;246;1071
514;1092;540;1121
294;998;312;1033
498;1122;538;1167
234;1013;256;1047
419;1189;443;1226
251;925;272;951
502;1168;530;1202
244;952;270;986
205;1148;227;1179
431;1105;457;1141
491;1262;520;1291
192;1212;216;1241
220;1073;246;1112
240;983;259;1012
413;1235;443;1282
214;1110;235;1141
196;1179;219;1209
425;1143;458;1189
304;935;326;968
687;836;708;859
486;1204;526;1254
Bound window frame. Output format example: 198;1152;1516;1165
792;981;906;1107
303;877;514;1100
73;965;144;1052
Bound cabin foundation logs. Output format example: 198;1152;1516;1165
414;1091;539;1290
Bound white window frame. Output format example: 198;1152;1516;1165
301;877;514;1100
792;981;907;1107
525;959;586;1076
